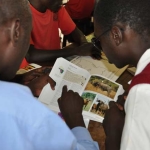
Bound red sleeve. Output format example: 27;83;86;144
19;36;33;69
58;6;76;35
30;35;34;45
19;58;29;69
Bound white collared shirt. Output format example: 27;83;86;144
121;49;150;150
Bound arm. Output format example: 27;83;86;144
65;27;102;59
58;85;99;150
68;27;87;45
58;86;85;129
26;44;79;63
26;40;101;64
103;101;125;150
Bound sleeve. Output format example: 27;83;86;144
120;84;150;150
19;36;33;68
31;111;99;150
72;127;99;150
19;58;29;68
58;6;76;35
30;35;34;45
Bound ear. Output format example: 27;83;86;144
10;19;21;47
110;26;123;46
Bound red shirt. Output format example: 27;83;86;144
20;4;76;68
65;0;95;19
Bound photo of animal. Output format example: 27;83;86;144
85;75;119;99
91;99;109;117
82;92;96;111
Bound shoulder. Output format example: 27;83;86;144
0;82;77;149
125;84;150;114
0;81;31;96
0;81;53;123
58;6;69;17
0;81;69;129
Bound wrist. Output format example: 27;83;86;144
63;113;85;129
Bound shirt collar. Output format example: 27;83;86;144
135;49;150;75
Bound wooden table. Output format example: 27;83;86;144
88;69;133;150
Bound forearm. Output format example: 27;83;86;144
70;27;87;45
105;135;121;150
26;46;78;63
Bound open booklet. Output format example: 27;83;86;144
39;57;124;123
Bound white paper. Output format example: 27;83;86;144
71;55;128;81
39;57;124;123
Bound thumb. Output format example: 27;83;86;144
48;76;56;90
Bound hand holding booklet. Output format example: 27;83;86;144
39;57;124;123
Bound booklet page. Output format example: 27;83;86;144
39;58;90;112
81;74;124;122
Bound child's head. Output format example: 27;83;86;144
94;0;150;68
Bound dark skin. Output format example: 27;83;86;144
26;73;55;97
94;22;150;68
94;20;150;150
26;0;101;64
11;66;56;97
1;0;90;140
58;86;85;129
103;101;125;150
102;95;126;150
13;0;100;97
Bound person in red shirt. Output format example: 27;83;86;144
64;0;95;36
65;0;95;20
20;0;101;68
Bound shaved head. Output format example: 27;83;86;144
0;0;32;80
0;0;31;30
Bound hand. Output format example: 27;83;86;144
20;66;52;84
77;42;102;60
103;101;125;150
58;86;85;129
116;91;127;111
26;74;56;97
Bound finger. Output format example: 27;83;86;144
92;54;102;60
91;52;102;60
117;93;127;107
124;95;127;100
35;66;51;74
116;103;124;111
31;72;44;77
23;72;42;83
48;77;56;90
43;67;52;74
61;85;68;97
31;67;43;73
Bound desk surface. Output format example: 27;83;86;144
88;69;133;150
